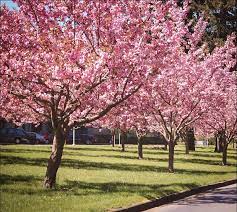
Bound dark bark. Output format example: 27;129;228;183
214;130;228;165
164;144;168;150
138;138;143;159
184;127;195;153
222;143;228;166
221;131;228;166
121;131;126;152
214;135;220;152
188;128;195;151
214;131;224;153
185;141;189;154
168;140;174;172
44;127;66;188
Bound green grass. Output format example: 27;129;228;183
0;144;236;212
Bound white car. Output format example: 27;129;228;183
195;140;208;147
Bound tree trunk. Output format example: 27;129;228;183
185;140;189;154
188;128;195;151
121;131;126;152
214;134;218;152
168;140;174;172
44;127;65;188
214;134;222;152
164;144;167;150
222;144;228;165
185;127;195;153
138;138;143;159
221;132;228;166
214;131;224;153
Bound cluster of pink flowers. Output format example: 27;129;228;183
0;0;236;139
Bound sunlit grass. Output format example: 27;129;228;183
0;144;236;212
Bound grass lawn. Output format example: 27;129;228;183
0;144;236;212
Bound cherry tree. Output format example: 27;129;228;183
95;105;128;151
197;73;237;165
97;1;209;161
0;0;193;188
180;126;195;154
97;100;141;154
143;33;236;172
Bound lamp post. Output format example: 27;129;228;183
73;127;76;146
118;130;121;146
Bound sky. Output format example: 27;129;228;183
0;0;18;9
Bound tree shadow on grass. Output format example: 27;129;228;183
0;150;215;167
176;158;236;166
64;148;235;163
0;174;56;196
64;152;167;161
65;146;170;156
0;148;51;154
0;155;49;166
0;174;41;185
63;149;236;164
66;146;121;152
2;145;235;161
191;152;236;160
0;173;199;200
58;180;200;200
1;148;236;164
1;155;236;176
1;150;235;169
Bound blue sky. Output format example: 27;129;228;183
0;0;18;9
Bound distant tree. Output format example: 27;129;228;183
141;34;236;172
198;79;237;165
214;131;224;153
181;127;195;154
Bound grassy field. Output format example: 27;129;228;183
0;144;236;212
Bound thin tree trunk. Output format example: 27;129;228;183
214;134;218;152
215;134;222;152
44;127;65;188
222;143;228;166
168;140;174;172
185;127;195;153
215;131;224;153
121;131;126;152
185;140;189;154
164;144;167;150
138;138;143;159
180;130;188;154
189;128;195;151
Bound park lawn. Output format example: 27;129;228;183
0;144;236;212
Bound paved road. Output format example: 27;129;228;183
144;184;237;212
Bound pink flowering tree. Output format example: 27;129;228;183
95;105;129;151
197;73;237;165
143;33;236;172
97;100;140;153
0;0;193;188
128;106;151;160
98;87;160;159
